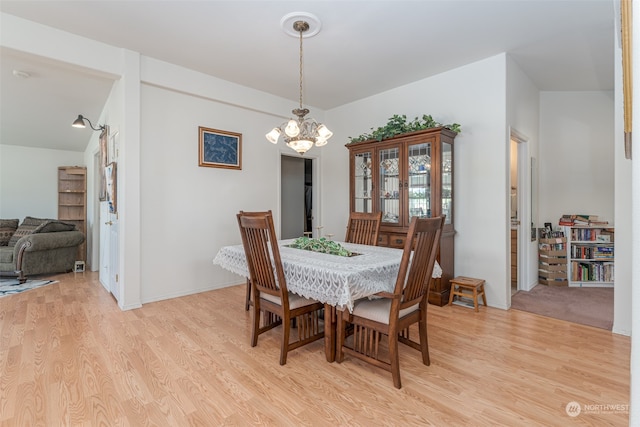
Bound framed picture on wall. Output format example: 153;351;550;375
198;126;242;170
105;162;117;214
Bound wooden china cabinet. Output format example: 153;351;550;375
346;127;456;306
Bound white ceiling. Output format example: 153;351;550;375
0;0;616;152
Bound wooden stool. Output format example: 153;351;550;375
448;276;487;312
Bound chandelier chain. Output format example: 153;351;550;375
265;16;331;155
298;26;304;110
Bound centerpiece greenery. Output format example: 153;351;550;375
289;237;354;257
347;114;461;144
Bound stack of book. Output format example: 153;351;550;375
558;214;609;226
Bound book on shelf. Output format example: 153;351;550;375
558;214;608;227
571;261;614;282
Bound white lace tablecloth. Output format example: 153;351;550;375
213;239;442;312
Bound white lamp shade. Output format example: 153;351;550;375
316;124;333;139
315;137;328;147
284;120;300;137
266;128;281;144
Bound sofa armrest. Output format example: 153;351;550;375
14;231;85;255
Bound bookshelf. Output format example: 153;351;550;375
538;231;568;286
58;166;86;261
563;226;614;287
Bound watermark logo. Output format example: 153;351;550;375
565;401;629;417
565;401;581;417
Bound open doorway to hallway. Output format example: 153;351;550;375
280;155;313;239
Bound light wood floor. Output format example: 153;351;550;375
0;272;630;426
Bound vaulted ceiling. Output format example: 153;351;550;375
0;0;616;152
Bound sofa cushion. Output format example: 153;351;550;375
0;219;19;246
35;220;77;233
0;246;14;263
8;217;49;247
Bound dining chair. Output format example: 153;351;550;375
237;210;271;311
236;210;324;365
336;215;445;388
344;211;382;246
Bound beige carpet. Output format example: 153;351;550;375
511;285;613;330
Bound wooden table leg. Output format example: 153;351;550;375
324;304;336;362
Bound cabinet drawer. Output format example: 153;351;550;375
387;234;406;248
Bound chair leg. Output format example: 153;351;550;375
245;278;251;311
388;332;401;389
280;313;291;365
251;302;260;347
418;312;430;366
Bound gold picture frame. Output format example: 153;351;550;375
198;126;242;170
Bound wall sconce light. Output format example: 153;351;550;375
72;114;106;132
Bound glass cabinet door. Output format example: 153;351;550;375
441;141;453;225
379;146;400;224
407;142;431;222
353;151;373;213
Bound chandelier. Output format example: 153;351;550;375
266;15;332;155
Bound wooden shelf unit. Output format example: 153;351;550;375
58;166;87;261
564;226;614;288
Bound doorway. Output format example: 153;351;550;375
280;155;314;239
510;139;518;295
509;128;531;301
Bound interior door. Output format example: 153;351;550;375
108;213;119;301
509;129;532;299
99;201;110;291
99;130;120;302
99;201;119;300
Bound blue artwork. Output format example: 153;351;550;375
204;133;237;164
199;127;241;169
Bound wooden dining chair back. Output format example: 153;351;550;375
237;210;271;311
236;210;324;365
344;211;382;246
336;215;445;388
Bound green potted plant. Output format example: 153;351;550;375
347;114;460;144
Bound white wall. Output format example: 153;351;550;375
0;144;83;219
326;54;511;308
538;92;615;224
83;80;121;275
613;22;632;336
506;55;541;292
138;83;316;303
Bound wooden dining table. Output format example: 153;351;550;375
213;239;442;362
